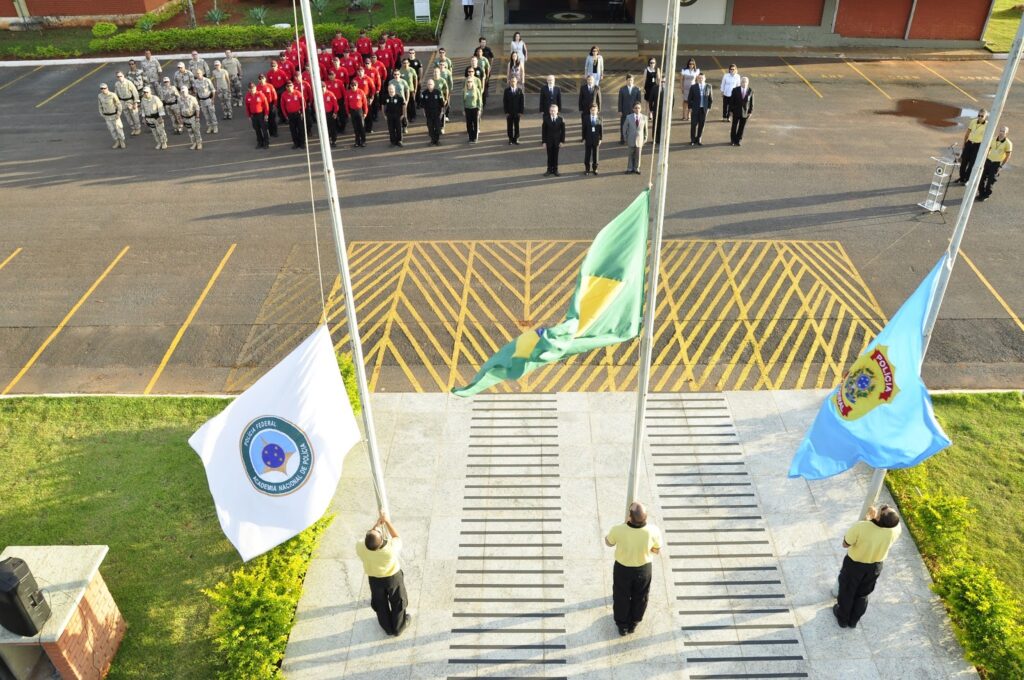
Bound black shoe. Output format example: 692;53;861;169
256;144;263;149
975;195;987;202
832;604;849;628
544;171;552;176
736;141;742;146
397;142;404;147
634;170;641;175
689;142;695;146
592;170;599;176
584;170;590;175
696;141;703;146
513;140;519;145
618;626;628;636
553;171;560;177
292;144;300;149
627;624;637;634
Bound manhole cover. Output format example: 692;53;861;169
547;11;590;22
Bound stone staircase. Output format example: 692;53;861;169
501;24;639;56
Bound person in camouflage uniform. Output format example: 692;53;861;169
210;61;233;120
172;62;194;94
187;51;209;79
112;71;141;136
179;87;203;150
98;83;126;148
141;50;162;88
139;86;168;150
192;70;219;134
222;50;244;107
126;60;147;94
157;76;184;134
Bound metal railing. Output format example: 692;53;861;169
435;0;449;39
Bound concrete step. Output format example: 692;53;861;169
502;25;638;56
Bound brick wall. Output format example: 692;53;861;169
0;0;17;16
24;0;163;15
41;573;126;680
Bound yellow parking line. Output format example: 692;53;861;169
780;57;823;98
144;243;236;394
0;247;22;271
36;62;107;108
844;59;891;100
914;60;978;102
2;246;129;395
0;65;43;92
960;251;1024;334
711;55;727;74
981;59;1024;82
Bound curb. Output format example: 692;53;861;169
0;45;439;68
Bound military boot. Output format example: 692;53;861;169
189;140;197;150
160;141;168;149
112;140;120;149
118;139;126;148
196;142;203;150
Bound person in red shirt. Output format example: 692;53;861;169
374;43;393;72
332;32;350;58
318;48;332;74
256;74;279;137
279;53;296;78
244;81;271;149
291;75;313;133
354;65;376;133
356;29;372;59
364;57;384;126
391;33;405;62
325;71;348;135
280;81;306;149
345;79;369;147
321;84;341;148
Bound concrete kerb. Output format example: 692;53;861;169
0;45;439;68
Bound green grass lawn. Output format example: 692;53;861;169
0;397;238;680
252;0;419;29
985;0;1022;53
0;26;93;57
892;392;1024;603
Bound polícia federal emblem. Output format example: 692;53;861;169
239;416;314;495
834;346;899;420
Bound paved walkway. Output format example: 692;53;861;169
282;391;976;679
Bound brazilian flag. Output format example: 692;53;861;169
453;191;650;397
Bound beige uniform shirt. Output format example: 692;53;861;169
210;68;231;91
139;95;164;117
188;57;210;78
192;76;214;100
98;91;121;116
222;57;242;78
113;78;139;103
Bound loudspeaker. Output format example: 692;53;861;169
0;557;51;637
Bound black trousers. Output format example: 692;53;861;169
250;114;269;147
365;102;375;132
730;115;748;143
426;110;442;142
407;96;417;120
585;141;599;170
465;108;479;140
506;113;520;141
275;87;286;122
612;562;652;628
325;113;338;145
463;4;473;18
619;112;627;142
350;110;366;145
368;570;409;636
722;94;730;119
387;115;403;144
267;111;278;137
959;141;980;182
545;142;560;172
979;159;1001;197
690;108;706;142
336;109;347;134
287;111;305;148
836;555;882;627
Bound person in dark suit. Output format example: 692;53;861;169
539;75;562;114
648;75;664;148
541;104;566;176
617;74;642;144
577;74;601;142
728;76;753;146
503;75;525;144
583;103;603;175
687;73;712;146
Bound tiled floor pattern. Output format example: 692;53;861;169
447;395;569;678
645;394;809;680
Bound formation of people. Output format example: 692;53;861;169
356;501;903;637
955;108;1013;202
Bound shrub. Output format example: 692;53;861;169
910;492;975;561
311;0;330;18
4;44;84;59
336;351;361;414
92;21;118;38
204;516;333;680
135;0;184;29
247;5;270;25
934;560;1024;679
137;16;157;32
205;7;229;24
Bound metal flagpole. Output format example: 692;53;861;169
298;0;390;515
626;0;682;513
858;19;1024;521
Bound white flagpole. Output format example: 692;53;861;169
626;0;682;512
298;0;390;515
858;20;1024;520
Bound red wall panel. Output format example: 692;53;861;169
25;0;161;15
834;0;912;38
732;0;824;26
0;0;19;16
909;0;990;40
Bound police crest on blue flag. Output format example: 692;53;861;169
189;326;360;561
789;256;952;480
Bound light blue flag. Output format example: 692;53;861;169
788;255;951;480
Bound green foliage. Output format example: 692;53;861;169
910;492;976;560
5;44;84;58
934;560;1024;679
135;0;184;29
92;21;119;38
205;7;229;25
137;16;157;32
247;6;270;25
337;351;362;414
204;516;333;680
312;0;331;19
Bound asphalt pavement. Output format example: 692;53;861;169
0;52;1021;394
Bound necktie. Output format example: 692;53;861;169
635;115;639;126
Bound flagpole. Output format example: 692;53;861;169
858;20;1024;521
626;0;682;513
298;0;390;516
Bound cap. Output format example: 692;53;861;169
177;62;185;67
162;77;170;82
142;86;151;93
116;71;124;76
99;83;108;88
214;60;222;65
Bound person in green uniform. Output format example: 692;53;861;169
399;58;419;121
463;77;483;143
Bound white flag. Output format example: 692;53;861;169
189;325;360;561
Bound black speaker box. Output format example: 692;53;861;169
0;557;51;637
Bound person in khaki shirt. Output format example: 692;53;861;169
355;512;411;636
977;126;1012;202
834;504;902;628
605;502;662;636
956;108;987;184
97;83;125;149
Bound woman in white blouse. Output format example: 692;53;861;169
508;51;525;89
720;63;741;121
680;57;700;121
510;31;528;65
584;45;604;86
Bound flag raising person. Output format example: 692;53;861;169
356;511;411;637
